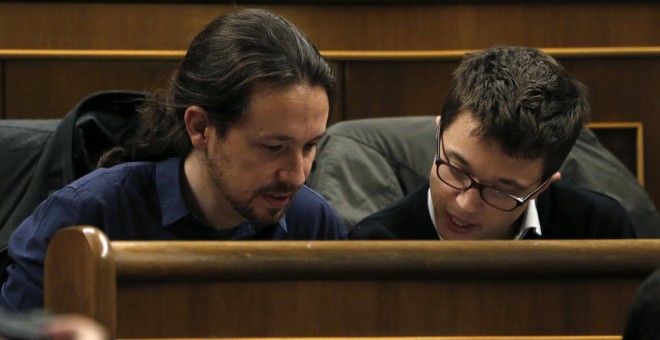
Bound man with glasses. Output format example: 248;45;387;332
349;45;636;240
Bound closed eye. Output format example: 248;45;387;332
489;188;512;199
448;165;467;178
263;144;284;153
303;142;317;152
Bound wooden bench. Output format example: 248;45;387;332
45;226;660;339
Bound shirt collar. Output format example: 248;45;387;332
426;188;541;240
515;199;542;239
427;188;442;239
156;157;190;226
232;220;288;238
279;216;289;233
155;157;288;234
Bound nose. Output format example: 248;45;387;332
455;187;483;213
277;151;309;187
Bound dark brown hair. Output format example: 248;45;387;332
99;8;335;167
440;46;589;179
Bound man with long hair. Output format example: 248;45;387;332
1;8;346;312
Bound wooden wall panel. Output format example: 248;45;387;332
4;60;178;119
0;62;4;119
343;60;458;119
3;59;345;122
342;56;660;122
548;57;659;195
0;2;658;51
560;58;659;123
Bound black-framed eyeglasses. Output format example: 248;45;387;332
435;126;549;212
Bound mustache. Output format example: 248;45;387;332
261;182;300;195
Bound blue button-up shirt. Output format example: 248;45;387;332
0;158;346;311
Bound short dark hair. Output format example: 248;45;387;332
440;46;589;179
99;8;335;167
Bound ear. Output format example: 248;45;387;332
435;115;441;128
184;105;211;150
530;171;561;199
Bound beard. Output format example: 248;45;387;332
226;182;297;228
204;150;298;228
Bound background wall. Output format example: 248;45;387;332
1;1;658;206
1;2;657;50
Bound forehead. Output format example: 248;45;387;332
442;114;545;189
233;82;329;136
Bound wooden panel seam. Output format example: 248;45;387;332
1;46;659;61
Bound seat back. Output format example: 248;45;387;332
0;90;144;282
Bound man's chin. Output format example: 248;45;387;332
250;208;286;227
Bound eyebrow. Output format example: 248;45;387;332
444;147;529;192
261;130;327;143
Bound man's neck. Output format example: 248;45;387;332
181;153;245;230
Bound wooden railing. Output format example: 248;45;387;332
44;226;660;339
